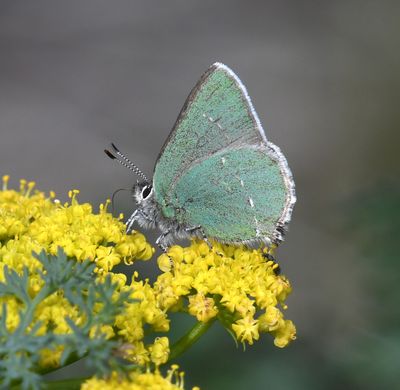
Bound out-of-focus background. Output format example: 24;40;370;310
1;1;399;389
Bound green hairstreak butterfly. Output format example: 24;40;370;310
105;62;296;252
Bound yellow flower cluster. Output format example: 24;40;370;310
0;176;296;389
0;176;153;275
0;176;159;365
156;243;296;347
82;365;199;390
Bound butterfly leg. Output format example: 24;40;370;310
185;226;225;257
155;230;172;253
126;210;138;233
126;209;153;233
184;225;213;249
155;230;176;269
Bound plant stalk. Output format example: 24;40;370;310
168;317;216;362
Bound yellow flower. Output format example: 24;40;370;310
81;365;196;390
258;306;284;332
232;315;260;345
116;232;155;264
39;346;64;368
0;297;21;331
117;342;150;366
158;254;173;272
95;246;121;274
89;325;115;340
188;293;218;322
153;273;180;309
149;337;170;366
35;293;81;335
272;320;297;348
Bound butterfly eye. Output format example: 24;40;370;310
141;185;152;199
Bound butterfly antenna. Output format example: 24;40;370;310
104;143;149;182
110;143;149;182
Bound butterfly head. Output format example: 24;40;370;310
132;180;158;230
104;143;154;206
133;181;154;205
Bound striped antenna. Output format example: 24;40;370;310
104;143;149;182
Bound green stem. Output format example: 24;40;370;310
168;318;216;362
17;286;51;334
43;378;88;390
52;378;89;390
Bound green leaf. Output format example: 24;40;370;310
0;248;133;389
0;266;30;305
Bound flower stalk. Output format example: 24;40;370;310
168;318;217;362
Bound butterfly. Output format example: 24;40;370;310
105;62;296;252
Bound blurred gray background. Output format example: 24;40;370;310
1;1;399;389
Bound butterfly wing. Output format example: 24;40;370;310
153;63;295;244
172;144;293;244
